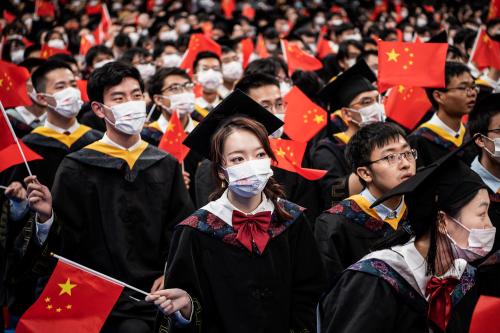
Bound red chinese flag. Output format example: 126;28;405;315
92;4;111;45
0;108;42;173
470;296;500;333
256;34;269;59
36;0;55;17
378;41;448;92
0;60;32;108
471;29;500;70
242;4;255;20
158;112;190;163
221;0;236;19
283;86;327;142
384;85;431;131
40;44;71;59
79;35;93;57
179;34;222;74
16;260;123;333
488;0;500;19
3;10;16;23
282;40;323;76
316;38;334;59
269;138;327;180
86;4;102;15
77;80;89;102
240;38;254;69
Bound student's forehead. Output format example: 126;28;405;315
163;75;189;87
450;72;473;84
46;68;75;84
248;85;281;101
105;77;142;95
199;58;220;66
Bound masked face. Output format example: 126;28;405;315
279;81;292;96
135;63;156;81
162;92;196;115
345;57;356;68
159;30;178;42
47;39;66;49
222;61;243;82
43;87;83;118
403;32;414;42
161;54;182;68
224;158;274;198
349;102;386;126
128;32;140;45
197;69;223;92
482;135;500;161
10;48;24;64
103;100;147;135
93;59;113;69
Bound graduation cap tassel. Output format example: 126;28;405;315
0;100;33;177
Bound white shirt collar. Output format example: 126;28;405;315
360;188;404;220
101;133;143;152
201;189;275;226
44;119;80;134
157;114;195;134
471;156;500;193
428;113;462;139
15;106;46;125
195;96;220;110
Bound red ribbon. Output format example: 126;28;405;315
426;276;459;332
232;210;272;253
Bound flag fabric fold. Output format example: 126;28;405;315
470;28;500;70
384;85;431;131
281;40;323;76
159;112;190;163
179;34;222;74
0;60;32;107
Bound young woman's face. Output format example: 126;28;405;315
222;129;268;168
444;189;493;248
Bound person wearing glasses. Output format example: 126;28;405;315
142;67;204;198
315;122;417;281
409;61;479;168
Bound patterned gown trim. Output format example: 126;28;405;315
412;126;460;151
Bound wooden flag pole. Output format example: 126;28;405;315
0;101;33;176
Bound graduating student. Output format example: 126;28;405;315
320;145;495;333
192;51;224;121
409;61;479;167
6;60;102;189
28;61;194;332
315;122;416;281
312;60;383;209
147;90;325;332
141;67;204;199
194;73;322;221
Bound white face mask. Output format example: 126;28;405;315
179;23;191;34
419;36;430;43
93;59;113;69
279;81;292;96
314;16;326;26
349;102;385;126
403;32;413;42
267;43;277;52
270;113;285;138
47;39;66;49
159;30;178;42
345;57;356;68
446;215;496;262
416;17;428;27
222;61;243;82
483;135;500;159
224;158;274;198
164;92;195;115
45;87;83;118
103;100;147;135
11;49;24;64
344;33;362;41
161;54;182;68
128;32;140;45
331;19;343;26
197;69;223;92
135;63;156;81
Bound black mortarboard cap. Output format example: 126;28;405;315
473;93;500;113
371;139;486;234
183;89;284;159
317;59;377;111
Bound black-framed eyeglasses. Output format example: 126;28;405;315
366;149;418;166
444;84;480;96
162;82;195;94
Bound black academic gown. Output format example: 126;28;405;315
320;257;479;333
6;125;102;188
315;194;410;282
193;160;322;223
156;200;326;333
311;133;350;210
43;141;194;326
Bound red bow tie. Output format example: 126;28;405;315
232;210;272;253
426;276;459;332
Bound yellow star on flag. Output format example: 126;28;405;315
398;85;406;93
276;147;286;158
166;122;175;132
313;114;325;124
58;278;77;296
386;48;400;62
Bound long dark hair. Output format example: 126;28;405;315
209;116;292;221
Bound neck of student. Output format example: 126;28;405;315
202;91;218;104
106;127;141;149
414;231;454;276
436;108;462;132
480;151;500;179
47;111;76;130
26;104;47;118
345;123;358;139
227;190;263;213
223;80;235;91
366;184;402;210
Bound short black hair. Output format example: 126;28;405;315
468;98;500;138
48;53;78;66
31;60;73;93
446;45;466;62
425;61;472;109
291;70;324;102
114;33;132;48
244;57;289;79
153;41;177;59
119;47;150;64
234;73;279;94
87;61;144;104
336;40;363;61
18;57;47;73
193;51;221;73
148;67;191;97
345;122;407;176
85;45;114;67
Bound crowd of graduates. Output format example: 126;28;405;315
1;0;500;332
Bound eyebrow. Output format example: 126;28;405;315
380;143;409;154
227;147;264;155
